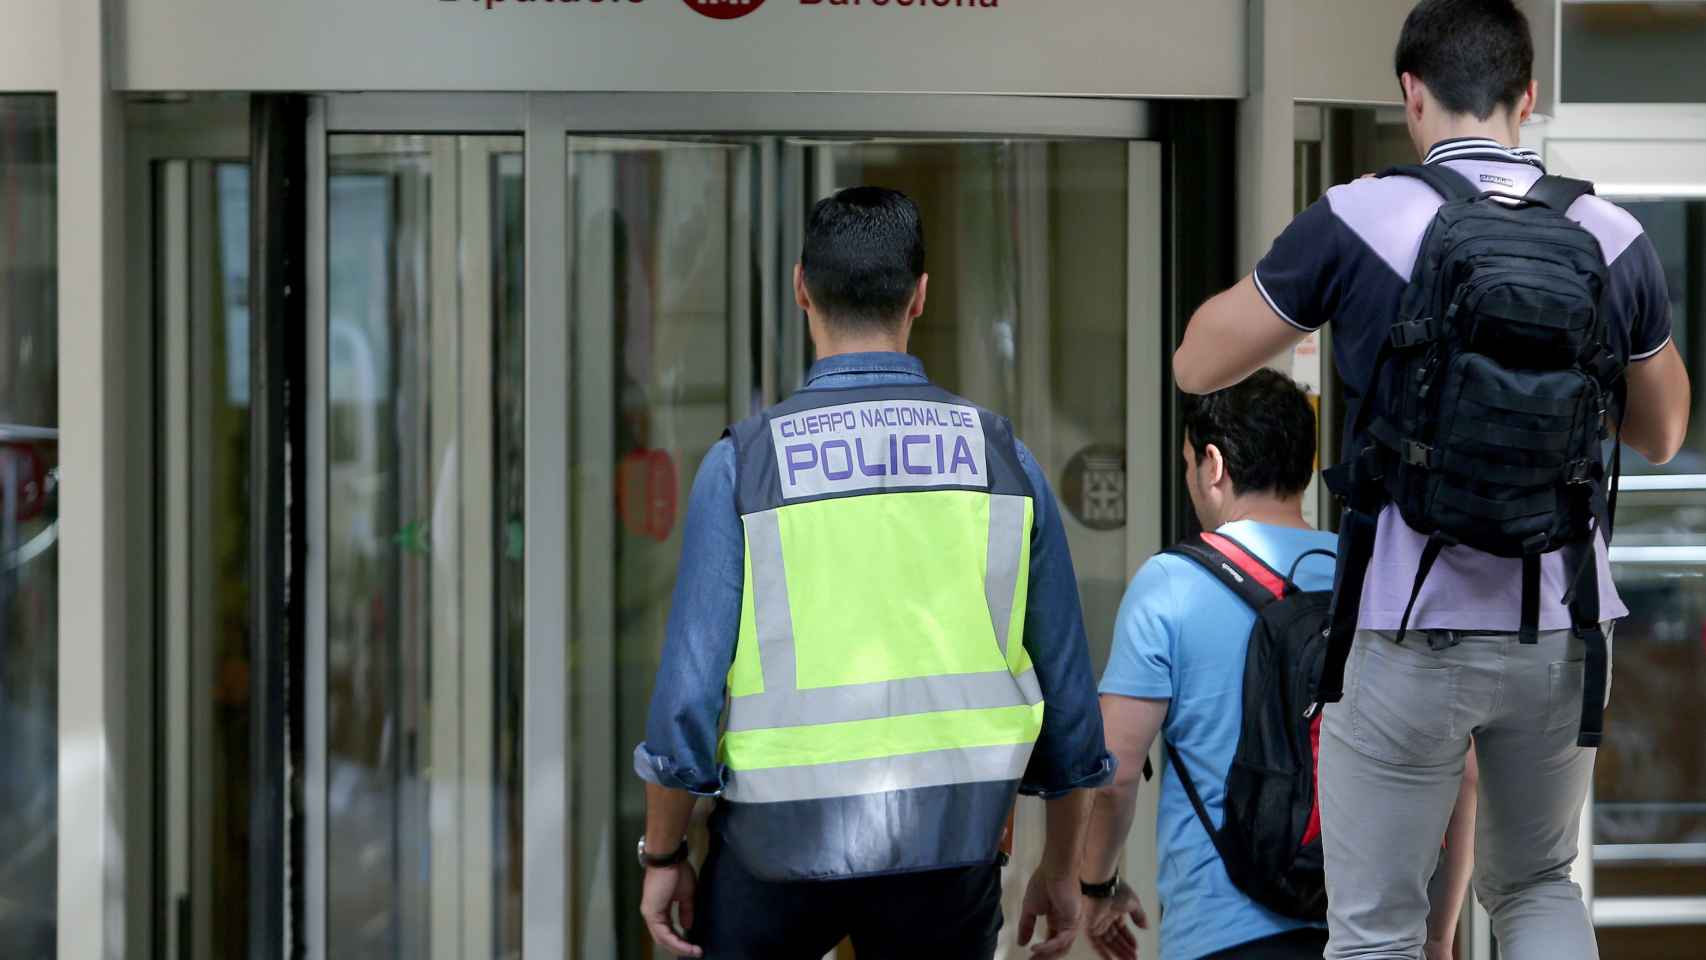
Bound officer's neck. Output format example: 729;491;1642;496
1211;493;1311;532
809;316;912;360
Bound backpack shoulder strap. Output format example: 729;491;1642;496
1380;163;1481;204
1165;741;1238;863
1166;531;1291;612
1524;174;1596;214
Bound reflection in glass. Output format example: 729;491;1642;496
1617;201;1706;476
804;140;1130;657
1598;493;1706;918
1562;2;1706;105
803;139;1131;942
327;135;524;960
0;94;57;960
156;157;255;960
492;149;527;957
567;138;748;957
1600;505;1706;847
571;137;1134;956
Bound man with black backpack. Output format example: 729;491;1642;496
1172;2;1691;958
1080;371;1477;960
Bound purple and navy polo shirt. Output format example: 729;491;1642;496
1254;137;1673;631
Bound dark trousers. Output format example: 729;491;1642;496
692;833;1003;959
1201;928;1329;960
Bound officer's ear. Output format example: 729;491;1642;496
794;263;813;312
907;273;929;321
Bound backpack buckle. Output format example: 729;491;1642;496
1567;458;1594;484
1404;440;1437;469
1389;320;1430;349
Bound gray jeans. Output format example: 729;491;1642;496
1320;628;1606;960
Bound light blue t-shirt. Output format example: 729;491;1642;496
1100;520;1336;960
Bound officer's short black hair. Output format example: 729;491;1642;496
1183;369;1317;498
801;186;926;331
1395;0;1534;121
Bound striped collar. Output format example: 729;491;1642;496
1425;137;1545;170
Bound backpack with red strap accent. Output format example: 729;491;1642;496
1164;531;1336;922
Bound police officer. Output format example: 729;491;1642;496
634;187;1114;959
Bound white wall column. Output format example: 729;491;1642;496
58;0;145;958
1239;0;1296;276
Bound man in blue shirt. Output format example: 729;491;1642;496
633;187;1113;958
1079;371;1475;960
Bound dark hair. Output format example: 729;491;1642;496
1395;0;1533;120
800;187;926;330
1182;369;1317;498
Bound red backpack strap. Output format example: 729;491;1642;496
1165;531;1292;611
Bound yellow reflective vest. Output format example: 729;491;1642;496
718;383;1042;880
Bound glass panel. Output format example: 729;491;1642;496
566;136;754;958
1613;200;1706;476
1598;548;1706;844
1562;2;1706;104
1595;500;1706;912
0;94;57;959
796;139;1131;932
491;149;527;960
799;140;1130;656
326;134;524;960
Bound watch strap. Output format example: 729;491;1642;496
1081;871;1120;899
638;836;690;869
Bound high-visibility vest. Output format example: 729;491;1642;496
717;383;1043;881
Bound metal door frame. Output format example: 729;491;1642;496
1525;101;1706;941
125;97;252;960
297;91;1164;960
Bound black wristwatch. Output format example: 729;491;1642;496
636;836;690;870
1081;870;1120;899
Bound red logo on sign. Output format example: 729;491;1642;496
683;0;765;19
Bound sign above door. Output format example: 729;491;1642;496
116;0;1245;98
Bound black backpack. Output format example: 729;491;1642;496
1319;164;1625;749
1165;531;1336;922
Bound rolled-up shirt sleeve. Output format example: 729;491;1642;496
633;438;744;796
1013;441;1117;798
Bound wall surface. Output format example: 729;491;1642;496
1292;0;1407;105
0;0;60;90
117;0;1245;96
1292;0;1558;115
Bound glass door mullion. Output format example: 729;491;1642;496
758;138;781;410
427;135;465;960
568;144;620;956
158;158;194;960
456;135;502;960
729;145;756;422
184;159;222;960
304;98;329;960
522;101;573;960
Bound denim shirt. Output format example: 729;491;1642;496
635;352;1115;799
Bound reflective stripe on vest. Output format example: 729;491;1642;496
723;742;1035;804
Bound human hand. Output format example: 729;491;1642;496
1085;882;1148;960
640;863;703;958
1018;867;1084;959
1424;937;1455;960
